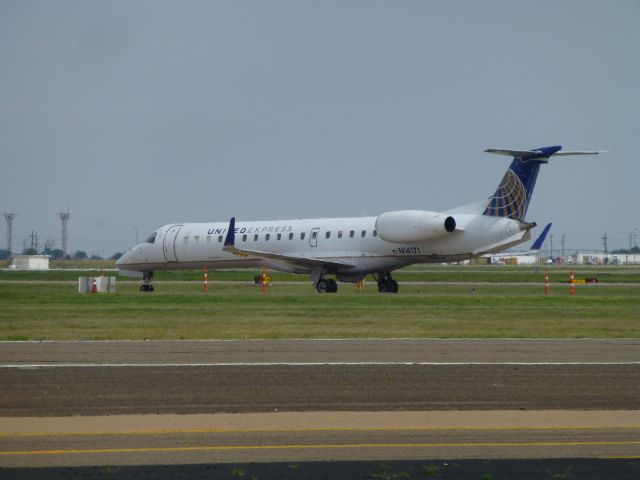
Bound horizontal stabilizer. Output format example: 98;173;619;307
485;148;558;158
485;147;606;159
551;150;608;156
530;223;552;251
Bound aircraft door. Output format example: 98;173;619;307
309;227;320;248
163;224;183;262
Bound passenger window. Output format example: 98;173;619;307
361;230;366;238
349;231;355;238
289;232;294;240
301;232;306;240
277;233;282;240
265;233;270;241
242;234;247;242
373;230;377;237
183;236;189;244
338;231;343;239
254;234;259;241
194;236;200;244
218;235;223;243
325;231;331;239
206;236;212;243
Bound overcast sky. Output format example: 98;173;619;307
1;0;638;256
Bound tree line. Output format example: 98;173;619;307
0;249;123;261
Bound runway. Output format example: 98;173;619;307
1;339;638;415
1;363;639;415
0;339;638;469
1;338;639;364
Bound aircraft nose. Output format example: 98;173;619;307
116;251;130;266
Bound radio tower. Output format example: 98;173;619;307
3;212;16;255
57;210;70;257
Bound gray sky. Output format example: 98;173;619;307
1;0;639;256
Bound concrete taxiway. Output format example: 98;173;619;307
1;410;639;467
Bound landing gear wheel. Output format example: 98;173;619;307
316;278;338;293
317;279;329;293
377;273;399;294
140;271;154;293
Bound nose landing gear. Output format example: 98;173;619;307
140;271;154;292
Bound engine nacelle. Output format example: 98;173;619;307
375;210;456;244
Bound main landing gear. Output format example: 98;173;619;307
376;272;399;293
314;272;398;294
140;271;154;292
311;266;338;293
316;278;338;293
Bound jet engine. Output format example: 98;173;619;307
375;210;456;243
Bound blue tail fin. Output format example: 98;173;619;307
530;222;552;251
483;146;562;222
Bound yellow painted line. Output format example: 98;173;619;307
2;425;640;438
2;441;640;456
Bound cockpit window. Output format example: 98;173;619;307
145;232;157;244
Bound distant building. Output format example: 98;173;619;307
8;255;50;270
568;252;640;265
484;251;640;265
488;255;538;265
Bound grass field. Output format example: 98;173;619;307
1;265;638;340
2;262;640;283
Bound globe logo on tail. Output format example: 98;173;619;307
483;169;527;222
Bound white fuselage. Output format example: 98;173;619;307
116;146;600;289
116;213;529;279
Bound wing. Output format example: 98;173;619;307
222;217;356;271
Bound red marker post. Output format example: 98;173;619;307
569;271;575;296
544;271;549;295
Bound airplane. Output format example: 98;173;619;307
116;145;603;293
